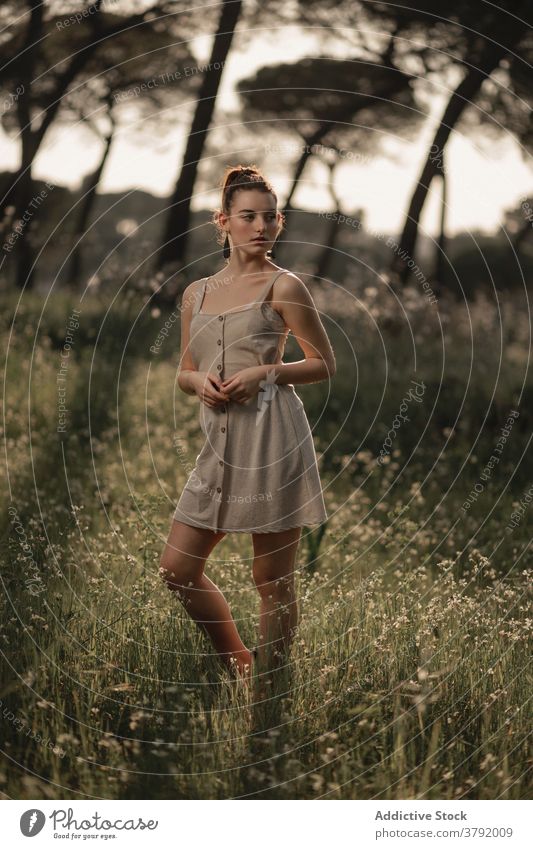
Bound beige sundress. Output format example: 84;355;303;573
173;268;328;533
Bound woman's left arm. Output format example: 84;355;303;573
264;272;336;385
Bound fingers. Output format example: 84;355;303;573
205;374;229;403
204;389;227;406
203;394;245;407
203;391;230;408
207;372;228;388
202;373;251;405
220;379;248;403
203;396;225;408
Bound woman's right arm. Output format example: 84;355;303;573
177;281;200;396
177;281;230;408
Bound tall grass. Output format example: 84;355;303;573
1;287;531;799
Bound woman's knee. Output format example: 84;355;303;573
159;521;224;590
158;551;202;591
253;562;295;600
251;527;301;599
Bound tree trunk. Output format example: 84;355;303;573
157;0;243;270
433;157;447;294
315;159;344;281
316;212;342;282
67;124;115;286
512;217;532;251
284;137;316;213
7;1;43;289
392;36;525;286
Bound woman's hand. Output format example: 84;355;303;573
190;371;230;409
220;366;266;404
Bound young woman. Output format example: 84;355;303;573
159;164;336;685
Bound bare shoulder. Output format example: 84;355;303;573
180;278;205;313
274;270;315;306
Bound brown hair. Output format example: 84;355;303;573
212;164;285;246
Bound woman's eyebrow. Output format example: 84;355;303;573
236;208;277;213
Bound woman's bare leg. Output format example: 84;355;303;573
159;520;251;675
251;526;302;671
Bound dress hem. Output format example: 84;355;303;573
172;515;328;534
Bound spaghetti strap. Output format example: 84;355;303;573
252;268;287;306
193;278;208;315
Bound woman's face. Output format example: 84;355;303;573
222;188;281;256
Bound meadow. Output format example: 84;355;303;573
1;283;531;799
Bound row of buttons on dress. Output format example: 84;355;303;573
215;315;226;498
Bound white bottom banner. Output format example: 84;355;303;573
2;799;531;847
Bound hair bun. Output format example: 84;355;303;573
224;165;260;188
